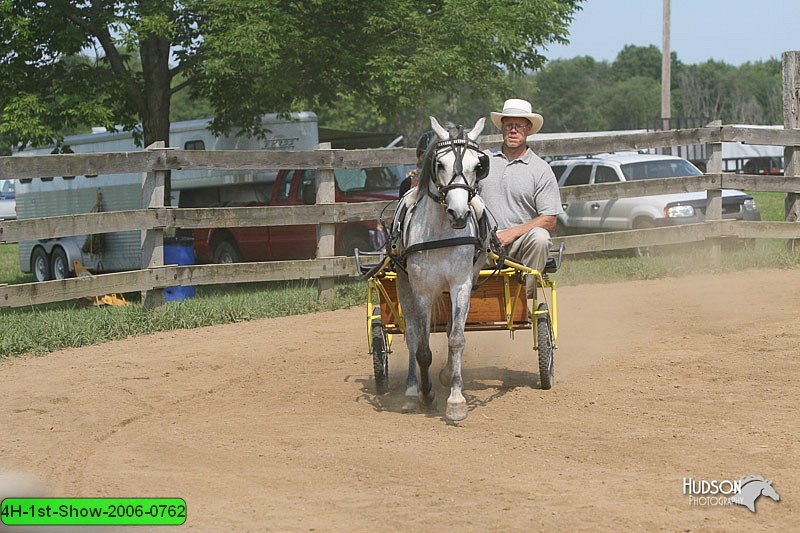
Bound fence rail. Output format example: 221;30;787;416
1;49;800;310
1;125;799;309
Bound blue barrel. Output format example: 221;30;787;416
164;237;196;301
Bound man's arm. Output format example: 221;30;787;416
496;215;557;246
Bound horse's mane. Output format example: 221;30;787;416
416;123;466;198
739;476;767;487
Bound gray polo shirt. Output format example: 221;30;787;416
479;147;564;230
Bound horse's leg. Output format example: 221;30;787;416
415;320;436;408
439;318;453;387
401;311;421;412
398;275;434;412
445;282;471;421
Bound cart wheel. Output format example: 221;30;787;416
536;303;554;390
371;320;389;395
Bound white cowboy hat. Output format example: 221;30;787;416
490;98;544;134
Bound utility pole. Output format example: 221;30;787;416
661;0;671;132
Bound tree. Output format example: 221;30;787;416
611;45;663;81
532;56;611;132
602;76;660;130
0;0;584;151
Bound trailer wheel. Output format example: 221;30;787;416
371;320;389;395
50;247;70;280
31;247;51;282
213;239;241;264
536;303;555;390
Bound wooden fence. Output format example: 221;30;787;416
1;52;798;310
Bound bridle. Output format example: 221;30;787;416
426;137;489;205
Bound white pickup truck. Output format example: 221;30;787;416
0;179;16;220
551;153;760;234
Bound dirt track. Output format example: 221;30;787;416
2;268;798;531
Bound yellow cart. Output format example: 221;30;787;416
357;243;564;394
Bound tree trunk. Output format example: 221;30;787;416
140;33;173;204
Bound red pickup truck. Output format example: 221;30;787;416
189;166;402;263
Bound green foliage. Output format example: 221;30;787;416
611;44;663;81
534;56;610;132
0;0;583;148
601;76;661;130
527;46;783;132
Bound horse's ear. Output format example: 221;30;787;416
430;116;448;140
468;117;485;141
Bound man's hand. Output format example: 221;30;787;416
496;215;557;247
496;228;517;247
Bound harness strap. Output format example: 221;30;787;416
403;236;480;256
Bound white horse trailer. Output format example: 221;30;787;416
13;113;319;281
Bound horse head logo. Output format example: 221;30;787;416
730;476;780;512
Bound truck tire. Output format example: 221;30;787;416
31;247;51;282
50;247;70;280
213;239;241;264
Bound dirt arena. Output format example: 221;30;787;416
1;268;798;531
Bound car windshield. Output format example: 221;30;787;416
334;167;399;192
620;159;702;180
0;179;15;196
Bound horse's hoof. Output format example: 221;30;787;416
445;400;468;422
419;389;436;408
402;396;418;413
438;367;452;387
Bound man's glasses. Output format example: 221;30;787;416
502;122;530;132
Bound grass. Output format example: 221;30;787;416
555;239;800;286
2;209;799;358
0;271;367;357
749;191;786;222
0;243;33;285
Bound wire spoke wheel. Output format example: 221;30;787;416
536;303;555;390
370;319;389;395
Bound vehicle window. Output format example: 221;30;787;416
551;165;567;180
562;164;592;186
184;140;205;150
297;170;316;203
0;180;14;196
275;172;294;202
594;166;620;184
620;159;702;181
334;167;398;193
743;157;784;175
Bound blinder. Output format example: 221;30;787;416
476;152;490;181
428;137;489;204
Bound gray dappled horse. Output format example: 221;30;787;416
396;116;489;421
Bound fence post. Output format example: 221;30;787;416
783;51;800;251
704;120;723;261
141;141;166;309
315;142;336;303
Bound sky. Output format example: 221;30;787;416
542;0;800;66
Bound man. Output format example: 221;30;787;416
479;98;563;298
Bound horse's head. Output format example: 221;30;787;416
761;480;780;502
422;116;488;229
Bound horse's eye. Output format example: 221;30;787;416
436;161;445;172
